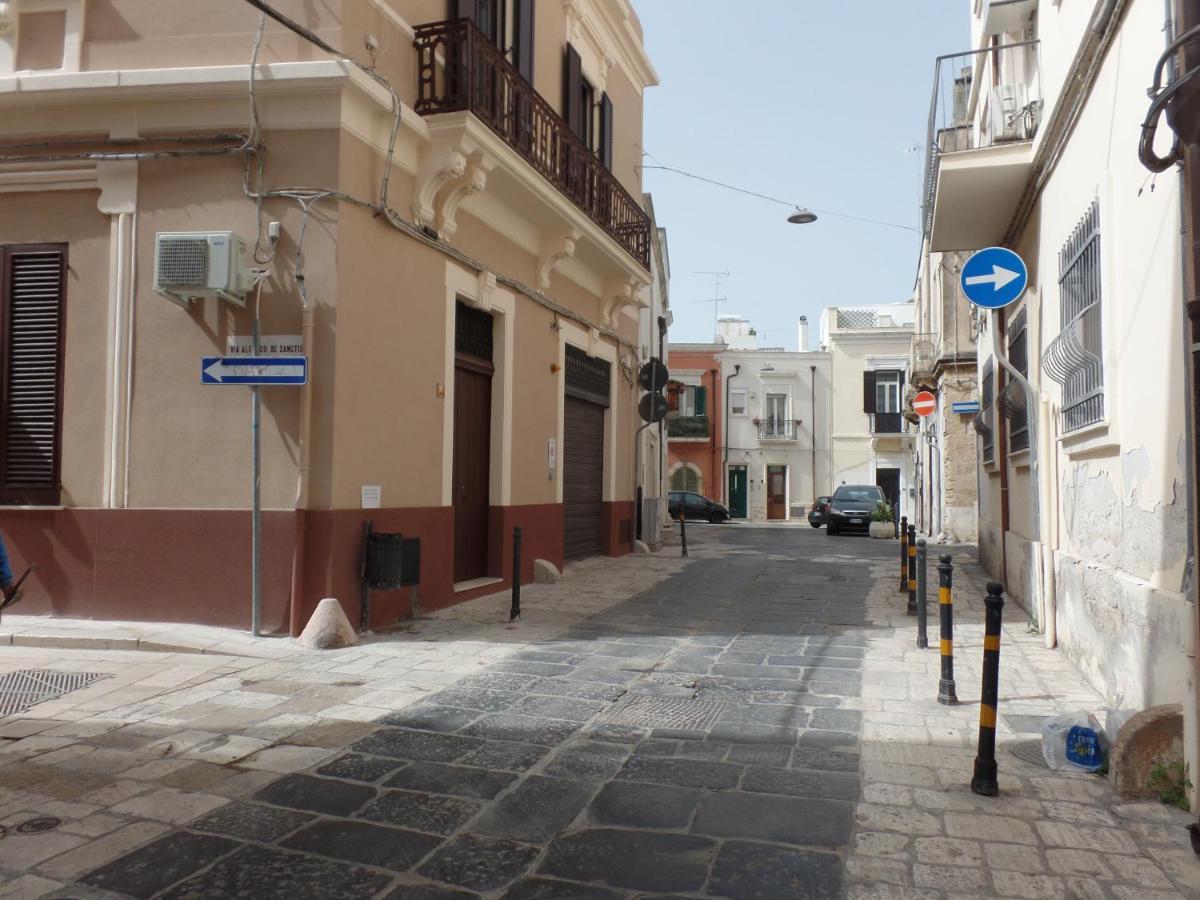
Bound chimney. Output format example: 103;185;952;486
797;316;809;352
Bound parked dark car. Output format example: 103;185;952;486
668;490;730;524
808;496;832;528
826;484;886;535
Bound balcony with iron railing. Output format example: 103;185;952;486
870;412;906;435
413;18;650;269
911;332;940;380
922;39;1042;252
667;415;709;440
758;418;798;442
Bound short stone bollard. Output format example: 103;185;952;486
971;582;1006;796
937;554;959;705
899;516;909;592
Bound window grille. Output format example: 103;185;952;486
1005;309;1029;452
979;359;995;463
671;466;699;492
1051;200;1104;432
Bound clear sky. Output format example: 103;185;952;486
636;1;970;350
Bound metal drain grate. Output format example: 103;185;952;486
1007;738;1050;769
603;695;724;731
0;669;110;717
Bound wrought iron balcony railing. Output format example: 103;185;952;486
758;418;797;442
912;332;940;376
870;412;905;435
666;415;709;439
921;39;1042;237
414;18;650;269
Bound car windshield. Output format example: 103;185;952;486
833;486;883;503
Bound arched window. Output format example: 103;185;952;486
671;466;701;493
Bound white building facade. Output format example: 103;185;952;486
821;304;917;521
720;348;832;522
637;197;670;547
921;0;1197;803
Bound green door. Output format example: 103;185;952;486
728;467;748;519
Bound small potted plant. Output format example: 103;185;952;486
869;500;895;539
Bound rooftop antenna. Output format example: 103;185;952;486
695;270;730;342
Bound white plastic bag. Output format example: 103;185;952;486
1104;708;1136;744
1042;711;1107;772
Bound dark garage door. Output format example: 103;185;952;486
563;395;605;561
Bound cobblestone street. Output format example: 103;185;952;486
0;527;1195;898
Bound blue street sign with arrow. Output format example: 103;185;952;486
960;247;1028;309
201;356;308;385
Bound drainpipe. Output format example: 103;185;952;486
288;296;316;636
1040;391;1058;648
810;364;817;505
711;367;721;502
724;364;741;504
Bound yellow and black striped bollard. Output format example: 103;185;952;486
906;524;917;615
971;582;1006;796
936;554;959;705
898;516;909;592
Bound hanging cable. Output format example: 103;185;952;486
639;161;919;233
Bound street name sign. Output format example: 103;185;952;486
202;356;308;385
960;247;1028;309
952;400;981;415
913;391;937;417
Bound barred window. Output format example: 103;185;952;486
1006;309;1029;452
980;359;995;464
1057;200;1104;432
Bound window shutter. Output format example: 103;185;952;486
564;43;583;138
599;92;614;169
694;386;707;417
863;370;877;413
0;246;66;505
515;0;535;83
455;0;477;23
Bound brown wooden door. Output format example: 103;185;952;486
563;395;604;560
767;465;787;520
453;358;492;583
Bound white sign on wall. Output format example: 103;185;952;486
227;334;305;356
361;485;381;509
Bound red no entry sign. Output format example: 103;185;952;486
913;391;937;417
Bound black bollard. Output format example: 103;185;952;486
936;554;959;704
971;582;1006;796
916;539;929;649
906;525;917;615
509;526;522;622
899;516;909;592
679;510;688;558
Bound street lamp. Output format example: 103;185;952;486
787;207;818;225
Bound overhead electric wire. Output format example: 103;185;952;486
640;162;919;233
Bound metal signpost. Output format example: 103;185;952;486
202;350;309;636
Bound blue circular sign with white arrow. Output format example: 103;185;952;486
960;246;1028;309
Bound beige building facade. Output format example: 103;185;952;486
820;304;916;521
0;0;657;632
922;0;1196;801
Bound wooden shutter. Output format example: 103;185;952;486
564;43;583;138
456;0;477;23
0;245;66;505
599;92;614;169
515;0;535;83
863;370;877;413
694;385;707;417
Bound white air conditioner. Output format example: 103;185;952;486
154;232;252;308
989;84;1032;143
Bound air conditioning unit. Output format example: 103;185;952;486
989;84;1032;143
154;232;252;308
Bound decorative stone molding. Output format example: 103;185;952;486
438;155;494;239
601;277;640;327
537;228;581;291
463;269;496;311
412;148;466;230
96;160;138;215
